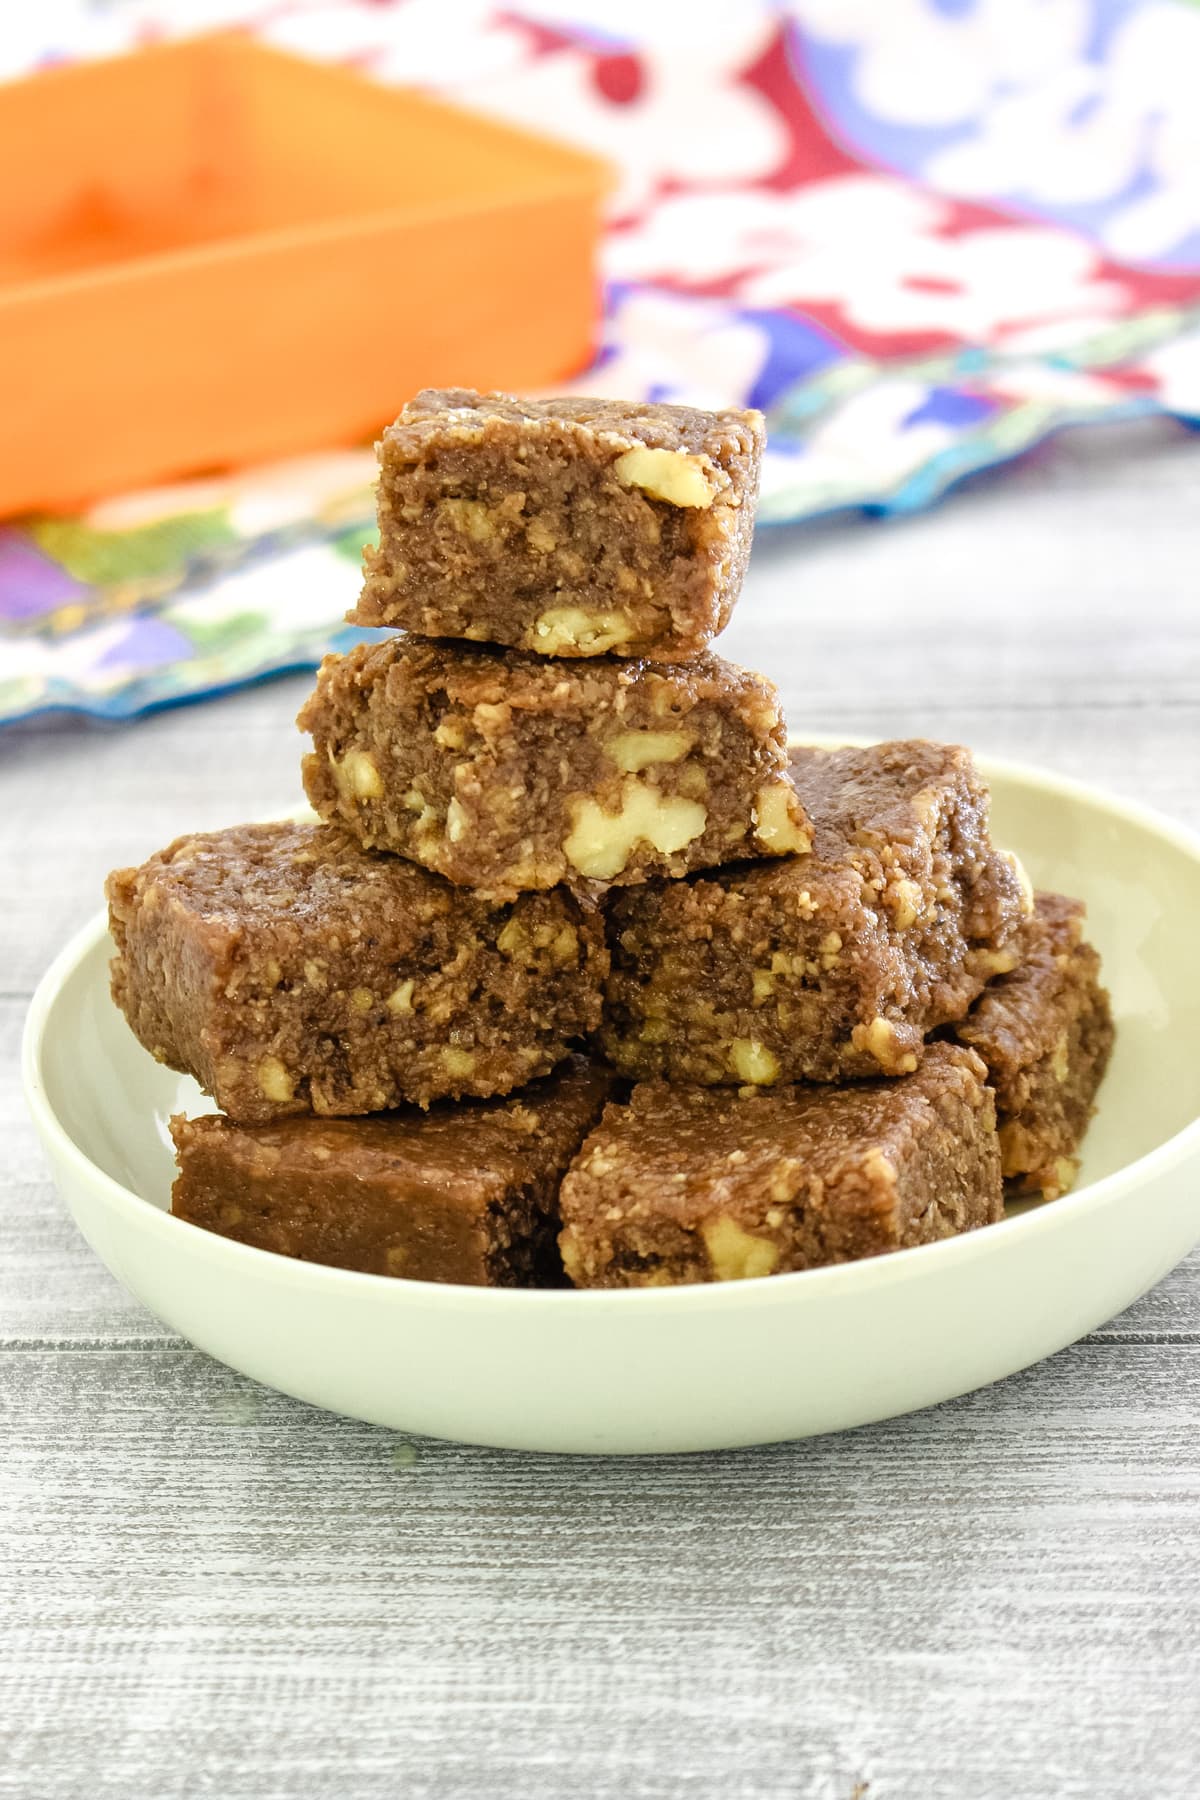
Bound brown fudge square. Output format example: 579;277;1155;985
349;388;764;660
170;1057;614;1286
559;1043;1001;1288
298;636;809;900
107;821;607;1122
601;740;1028;1087
954;892;1113;1199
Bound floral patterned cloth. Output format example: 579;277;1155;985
4;0;1200;724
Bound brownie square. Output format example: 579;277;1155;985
107;821;607;1122
558;1043;1001;1287
298;637;809;900
170;1057;615;1286
601;740;1029;1086
349;388;765;660
955;892;1113;1198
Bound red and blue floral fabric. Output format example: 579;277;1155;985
3;0;1198;723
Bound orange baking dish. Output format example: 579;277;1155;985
0;36;610;516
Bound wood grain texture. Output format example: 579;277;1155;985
2;1344;1200;1800
2;417;1199;1798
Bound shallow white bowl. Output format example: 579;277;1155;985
23;751;1200;1454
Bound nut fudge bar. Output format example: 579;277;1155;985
299;637;809;899
350;389;764;661
559;1044;1001;1288
170;1056;614;1286
954;892;1113;1199
107;821;607;1123
601;740;1028;1087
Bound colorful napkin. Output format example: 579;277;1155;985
4;0;1199;724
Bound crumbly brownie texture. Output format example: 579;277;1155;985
107;821;607;1123
601;740;1029;1088
298;637;809;900
954;892;1113;1200
559;1044;1001;1288
170;1057;614;1286
350;388;765;661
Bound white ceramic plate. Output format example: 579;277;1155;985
23;750;1200;1454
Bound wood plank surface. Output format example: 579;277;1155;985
2;417;1199;1798
2;1342;1200;1800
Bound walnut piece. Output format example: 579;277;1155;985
854;1016;919;1075
727;1038;780;1084
332;749;382;802
612;446;716;508
606;728;694;773
532;607;632;655
889;878;924;931
563;781;707;881
441;498;495;541
386;979;415;1015
752;782;811;855
256;1056;294;1103
702;1215;781;1281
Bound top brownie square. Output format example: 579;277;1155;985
349;388;765;661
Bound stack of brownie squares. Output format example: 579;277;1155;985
106;389;1114;1290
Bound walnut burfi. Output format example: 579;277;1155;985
559;1044;1001;1288
107;822;607;1123
170;1056;614;1286
298;637;809;900
349;388;764;660
954;892;1113;1200
601;740;1029;1088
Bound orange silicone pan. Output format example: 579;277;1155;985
0;35;611;515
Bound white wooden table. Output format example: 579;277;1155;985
3;420;1199;1800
